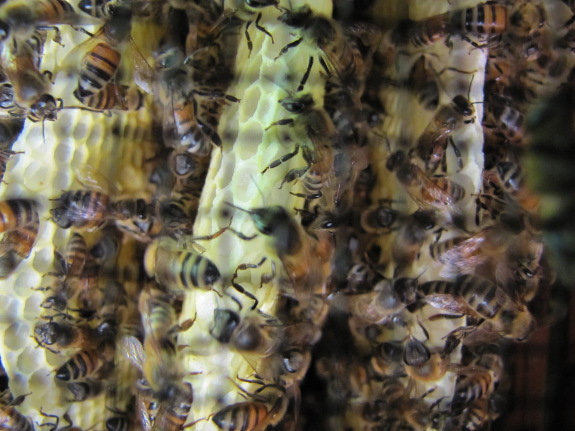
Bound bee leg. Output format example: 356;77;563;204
448;137;463;172
39;408;60;428
279;165;309;189
230;279;259;310
37;25;64;46
231;258;269;310
265;118;294;130
296;57;314;93
261;145;300;174
255;13;274;43
290;191;322;200
244;21;253;58
274;38;303;61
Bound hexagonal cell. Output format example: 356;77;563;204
13;269;41;298
4;321;30;351
17;346;42;374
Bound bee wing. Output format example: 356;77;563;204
424;293;471;316
126;38;155;95
119;335;146;373
136;393;154;431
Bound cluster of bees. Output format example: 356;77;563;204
0;0;573;430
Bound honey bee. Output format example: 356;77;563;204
360;199;401;234
370;341;405;378
0;199;39;233
144;237;221;295
0;402;34;431
54;232;89;279
407;55;440;111
66;379;103;401
346;276;417;325
55;342;115;381
391;209;437;271
484;94;525;146
151;382;195;431
451;354;503;414
420;274;535;342
139;287;194;352
69;13;153;100
414;95;474;174
211;386;287;431
34;321;102;351
209;308;283;358
395;3;507;48
227;204;332;300
50;190;110;230
449;3;508;40
386;151;465;214
0;220;39;279
77;0;161;18
403;337;451;383
75;82;144;111
0;0;82;42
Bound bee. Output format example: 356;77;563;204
484;94;525;146
34;321;102;351
0;199;39;233
211;386;288;431
0;219;39;279
77;0;160;18
66;379;103;401
393;13;450;47
451;354;503;414
407;55;439;111
414;95;474;174
70;13;153;99
139;287;193;352
420;274;535;342
391;209;437;271
402;337;451;383
264;58;336;194
75;83;144;111
53;232;89;279
209;308;283;358
346;276;418;325
370;341;406;378
0;402;34;431
55;342;115;381
226;204;332;300
144;238;221;295
386;151;465;215
360;199;402;234
449;3;508;40
50;190;110;230
151;382;195;431
0;0;81;42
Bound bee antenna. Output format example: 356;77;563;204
224;201;249;213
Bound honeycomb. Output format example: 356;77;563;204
0;0;570;430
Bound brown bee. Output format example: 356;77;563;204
50;190;110;230
54;342;115;381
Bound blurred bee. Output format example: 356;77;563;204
0;397;34;431
264;58;336;193
484;94;525;146
407;55;439;111
414;95;474;174
0;199;38;233
360;199;401;234
144;237;222;295
402;336;451;383
346;276;417;325
209;308;283;358
391;208;437;271
66;379;103;402
227;204;332;300
50;189;110;230
0;214;39;279
211;383;288;431
369;341;406;378
52;232;89;279
75;82;144;111
451;353;503;414
419;274;535;342
34;321;103;351
386;151;465;215
151;382;195;431
55;342;115;381
77;0;162;18
395;2;507;48
0;0;83;43
139;287;194;351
